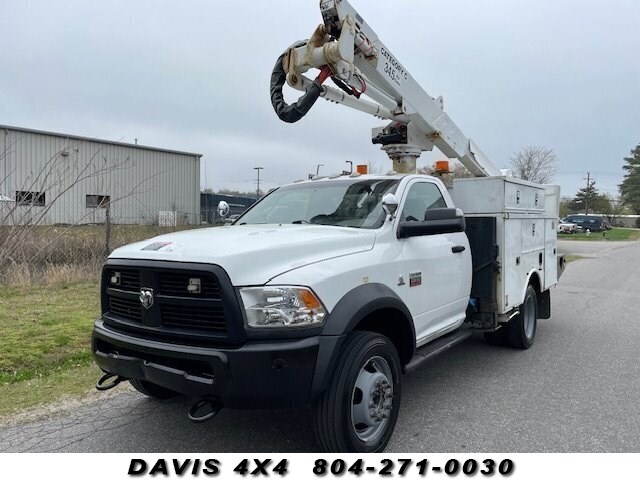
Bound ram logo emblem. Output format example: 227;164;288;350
139;288;154;309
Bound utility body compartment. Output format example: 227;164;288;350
452;176;547;214
451;177;560;321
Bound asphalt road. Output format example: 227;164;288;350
2;240;639;453
558;239;637;257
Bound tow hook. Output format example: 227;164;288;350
188;399;223;423
96;372;125;391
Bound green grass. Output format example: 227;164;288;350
0;281;99;385
558;228;640;241
0;226;216;417
0;364;102;418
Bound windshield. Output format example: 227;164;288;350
237;178;400;229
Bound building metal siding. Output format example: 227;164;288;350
1;126;200;225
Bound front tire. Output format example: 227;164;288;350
129;378;179;399
313;331;402;453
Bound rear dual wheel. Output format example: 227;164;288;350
484;284;538;349
508;285;538;349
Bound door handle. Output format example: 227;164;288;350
452;246;466;253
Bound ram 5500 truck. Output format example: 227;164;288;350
92;172;562;452
93;0;564;452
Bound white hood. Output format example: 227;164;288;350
109;224;376;285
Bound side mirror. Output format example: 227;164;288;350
424;207;464;222
217;201;230;219
382;193;399;218
398;208;465;238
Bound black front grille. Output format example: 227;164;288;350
103;262;240;344
161;304;226;332
106;268;140;292
159;271;220;298
109;295;142;322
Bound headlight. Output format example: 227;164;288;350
239;286;327;328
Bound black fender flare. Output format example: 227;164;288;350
323;283;415;341
309;283;416;401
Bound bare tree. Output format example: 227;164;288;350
0;139;171;284
602;193;625;225
509;145;557;184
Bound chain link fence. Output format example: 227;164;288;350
0;203;203;286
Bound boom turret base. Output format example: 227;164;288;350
382;144;422;174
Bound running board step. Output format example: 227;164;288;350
404;329;473;375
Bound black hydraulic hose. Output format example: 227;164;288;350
270;44;323;123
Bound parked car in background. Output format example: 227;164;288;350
558;220;579;233
563;214;610;232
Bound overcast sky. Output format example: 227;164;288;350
1;0;638;198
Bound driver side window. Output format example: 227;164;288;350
400;182;447;221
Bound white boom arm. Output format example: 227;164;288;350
277;0;501;177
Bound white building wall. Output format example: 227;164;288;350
1;126;200;225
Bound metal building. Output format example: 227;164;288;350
1;125;201;226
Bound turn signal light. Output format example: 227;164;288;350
300;289;322;309
435;160;450;173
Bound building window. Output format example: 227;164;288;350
15;191;46;206
86;195;111;208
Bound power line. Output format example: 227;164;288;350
557;170;622;175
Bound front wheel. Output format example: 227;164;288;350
313;331;402;453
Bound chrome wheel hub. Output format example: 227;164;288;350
351;356;394;444
523;294;536;339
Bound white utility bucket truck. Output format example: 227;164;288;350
92;0;564;452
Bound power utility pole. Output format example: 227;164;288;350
584;171;591;214
254;167;264;201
